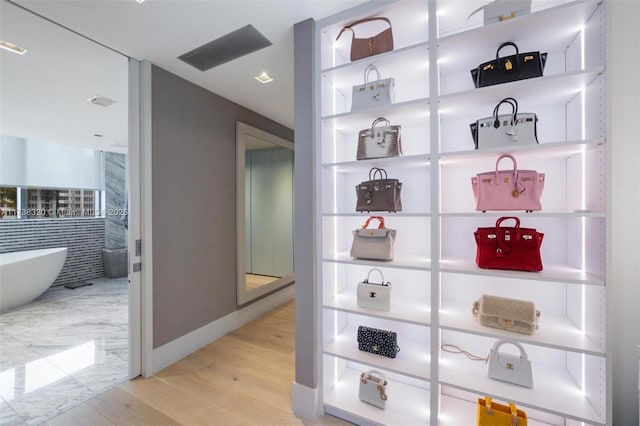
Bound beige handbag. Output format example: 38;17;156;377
472;294;540;335
350;216;395;261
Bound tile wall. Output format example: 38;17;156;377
0;218;106;286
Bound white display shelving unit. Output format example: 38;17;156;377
314;1;609;424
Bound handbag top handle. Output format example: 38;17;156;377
370;117;391;133
490;339;530;362
362;369;388;386
362;216;386;229
368;166;388;182
493;154;525;193
495;216;522;241
482;397;521;420
363;64;382;83
493;97;519;127
364;268;389;286
496;41;521;70
336;17;392;41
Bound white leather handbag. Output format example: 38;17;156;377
470;97;538;150
350;216;396;261
467;0;532;24
357;268;392;311
351;64;395;112
359;370;388;409
488;339;534;388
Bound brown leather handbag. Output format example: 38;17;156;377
336;17;394;61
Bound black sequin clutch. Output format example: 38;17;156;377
357;325;400;358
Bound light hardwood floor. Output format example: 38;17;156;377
45;300;351;426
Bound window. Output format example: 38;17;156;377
0;187;18;219
0;187;102;219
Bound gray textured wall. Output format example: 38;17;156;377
0;218;105;286
105;152;127;249
151;65;293;349
293;18;316;389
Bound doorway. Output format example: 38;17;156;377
0;1;141;423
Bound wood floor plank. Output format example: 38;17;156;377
85;387;181;426
119;377;250;426
46;401;115;426
156;364;292;413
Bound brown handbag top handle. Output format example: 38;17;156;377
336;17;392;41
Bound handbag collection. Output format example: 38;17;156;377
477;396;528;426
338;17;551;417
359;370;388;409
350;216;396;261
356;167;403;213
470;97;538;150
357;268;392;311
357;325;400;358
474;216;544;272
351;64;395;112
471;41;547;88
336;17;394;62
473;294;540;335
471;153;545;212
357;117;402;160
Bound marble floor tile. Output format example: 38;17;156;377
0;278;128;425
0;398;26;426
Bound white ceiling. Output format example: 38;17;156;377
1;0;363;152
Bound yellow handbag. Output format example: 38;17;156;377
477;397;528;426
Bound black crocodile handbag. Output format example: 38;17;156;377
357;325;400;358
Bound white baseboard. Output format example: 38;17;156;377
292;381;320;420
150;285;295;375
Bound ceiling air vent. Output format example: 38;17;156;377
87;95;117;107
178;24;272;72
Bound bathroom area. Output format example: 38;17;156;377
0;146;130;425
0;1;131;423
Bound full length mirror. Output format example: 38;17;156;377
236;122;294;305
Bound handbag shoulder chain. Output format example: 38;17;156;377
441;344;489;363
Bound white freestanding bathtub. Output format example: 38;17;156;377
0;248;67;313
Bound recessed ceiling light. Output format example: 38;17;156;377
136;0;145;3
0;40;28;55
87;95;117;107
255;72;273;84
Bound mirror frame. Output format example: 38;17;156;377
236;121;295;305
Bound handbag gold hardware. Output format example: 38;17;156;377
505;60;513;70
524;55;534;61
483;64;494;71
499;12;517;21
